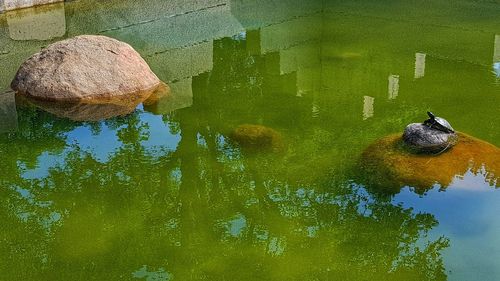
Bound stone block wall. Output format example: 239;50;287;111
2;0;63;12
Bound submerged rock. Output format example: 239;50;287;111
229;124;285;154
360;133;499;194
403;123;458;153
16;83;168;121
11;35;161;103
20;97;139;122
142;83;171;107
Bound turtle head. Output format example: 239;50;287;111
427;111;435;119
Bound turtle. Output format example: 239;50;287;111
423;111;455;134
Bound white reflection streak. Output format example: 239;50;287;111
414;53;426;79
388;74;399;100
363;96;374;120
312;101;320;118
494;35;500;77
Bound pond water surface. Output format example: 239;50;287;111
0;0;499;280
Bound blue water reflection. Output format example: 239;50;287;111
393;170;500;281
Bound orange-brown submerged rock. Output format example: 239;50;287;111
29;101;138;122
360;133;499;194
229;124;286;154
16;84;168;121
16;94;137;122
11;35;161;103
142;83;171;107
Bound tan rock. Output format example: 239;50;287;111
11;35;161;103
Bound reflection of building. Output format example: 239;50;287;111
494;35;500;77
494;35;500;62
116;2;241;115
137;2;240;115
6;2;66;40
414;53;426;79
388;74;399;100
147;41;214;83
145;79;193;115
104;3;243;56
312;101;320;118
245;14;323;97
363;96;374;120
279;42;321;96
257;16;321;55
0;92;18;133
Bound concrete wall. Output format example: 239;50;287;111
230;0;323;30
102;3;243;55
2;0;63;11
6;2;65;40
0;0;240;92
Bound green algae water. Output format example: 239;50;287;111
0;0;499;280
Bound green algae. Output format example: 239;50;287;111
0;0;499;280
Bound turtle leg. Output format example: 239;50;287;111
423;119;434;129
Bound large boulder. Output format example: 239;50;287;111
11;35;161;103
403;123;458;153
359;133;499;194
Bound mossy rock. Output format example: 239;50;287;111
229;124;286;154
360;133;499;194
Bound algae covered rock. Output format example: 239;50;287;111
360;133;499;194
229;124;285;154
11;35;161;103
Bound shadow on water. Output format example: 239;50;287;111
0;0;499;280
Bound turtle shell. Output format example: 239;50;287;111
433;116;455;133
424;112;455;134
